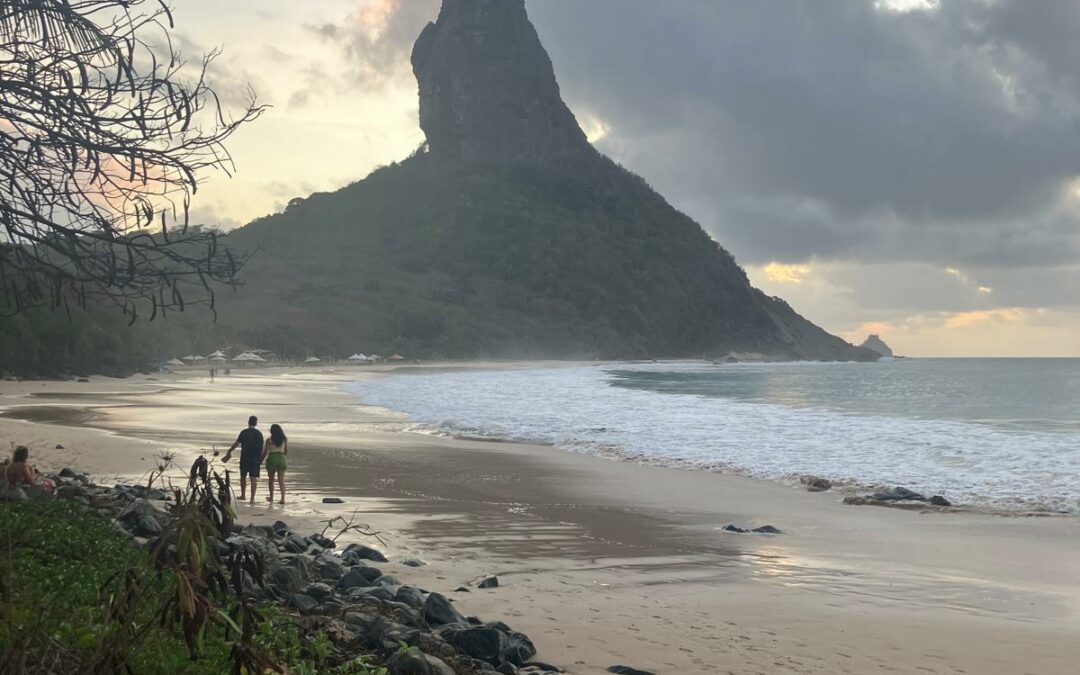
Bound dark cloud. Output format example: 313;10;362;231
518;0;1080;270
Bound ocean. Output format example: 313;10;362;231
344;359;1080;513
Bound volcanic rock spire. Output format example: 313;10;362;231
411;0;593;164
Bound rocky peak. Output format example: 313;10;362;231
411;0;592;164
859;334;894;358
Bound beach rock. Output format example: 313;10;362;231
607;667;656;675
344;585;397;602
872;486;925;502
343;543;389;563
339;566;383;590
477;575;500;589
424;592;467;627
396;586;427;610
389;649;456;675
77;377;89;383
523;662;562;673
800;475;833;492
302;582;334;601
317;559;345;581
401;558;427;567
722;524;782;535
455;586;471;593
496;664;519;675
271;565;304;595
272;520;290;536
344;611;380;632
116;499;165;536
309;533;336;549
440;622;537;668
58;467;76;477
375;574;402;588
283;534;309;554
322;497;345;504
56;484;90;501
289;593;320;613
929;495;952;507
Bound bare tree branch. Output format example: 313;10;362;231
0;0;266;318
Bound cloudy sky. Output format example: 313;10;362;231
179;0;1080;357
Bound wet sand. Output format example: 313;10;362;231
2;366;1079;674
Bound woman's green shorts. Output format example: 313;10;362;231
265;453;287;473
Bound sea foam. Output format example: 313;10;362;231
344;364;1080;513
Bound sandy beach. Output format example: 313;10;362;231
2;365;1079;674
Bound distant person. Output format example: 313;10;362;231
210;368;215;383
262;423;288;504
222;416;263;504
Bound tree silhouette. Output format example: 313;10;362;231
0;0;265;321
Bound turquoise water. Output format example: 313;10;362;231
608;359;1080;435
348;359;1080;512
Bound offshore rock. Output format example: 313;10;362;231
860;334;894;358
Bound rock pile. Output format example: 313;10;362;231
33;468;561;675
844;486;953;509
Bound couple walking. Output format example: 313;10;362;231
223;416;289;504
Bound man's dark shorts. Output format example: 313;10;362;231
240;451;261;479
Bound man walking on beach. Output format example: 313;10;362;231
222;416;263;504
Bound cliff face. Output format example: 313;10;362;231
218;0;873;362
411;0;591;164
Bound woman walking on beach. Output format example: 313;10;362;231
263;424;288;504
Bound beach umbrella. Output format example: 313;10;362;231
210;356;226;363
232;352;255;362
347;353;369;363
248;354;267;362
167;358;184;367
388;354;405;361
182;355;197;362
304;356;322;364
209;350;227;359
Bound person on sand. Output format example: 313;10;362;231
262;424;288;505
5;446;36;487
222;416;264;504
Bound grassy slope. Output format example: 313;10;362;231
219;153;868;361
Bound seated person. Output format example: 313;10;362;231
6;446;35;487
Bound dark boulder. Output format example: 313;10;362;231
722;524;782;534
301;582;334;601
871;487;925;502
309;533;336;549
116;499;165;536
388;649;456;675
440;623;537;668
423;592;467;627
271;565;304;596
929;495;952;507
477;575;500;589
396;586;427;610
608;667;656;675
282;534;309;553
289;593;320;613
339;566;383;590
343;543;389;563
322;497;345;504
800;475;833;492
